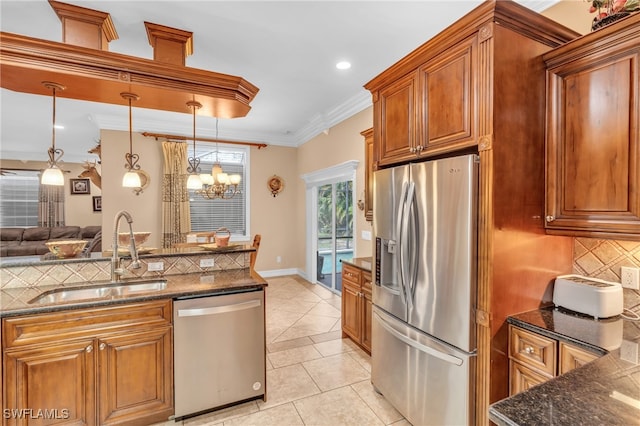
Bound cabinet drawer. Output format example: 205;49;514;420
3;299;172;349
509;325;556;377
342;264;362;286
559;342;599;375
362;271;372;296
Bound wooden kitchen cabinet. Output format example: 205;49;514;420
368;34;478;168
544;14;640;240
2;300;174;426
361;128;374;222
508;325;599;396
341;263;372;353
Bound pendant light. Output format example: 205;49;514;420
121;92;142;188
41;81;66;186
186;100;203;190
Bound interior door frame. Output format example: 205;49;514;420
301;160;359;284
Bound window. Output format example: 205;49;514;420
0;170;39;227
188;144;249;239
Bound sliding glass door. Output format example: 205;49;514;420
316;180;354;293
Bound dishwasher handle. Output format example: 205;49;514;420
177;299;262;317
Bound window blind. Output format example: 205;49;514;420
0;171;39;227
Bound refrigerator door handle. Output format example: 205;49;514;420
374;311;463;366
401;182;415;309
396;182;409;306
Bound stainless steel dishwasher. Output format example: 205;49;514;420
173;288;265;419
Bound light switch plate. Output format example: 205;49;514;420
200;258;215;268
147;261;164;272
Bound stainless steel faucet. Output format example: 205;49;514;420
111;210;141;282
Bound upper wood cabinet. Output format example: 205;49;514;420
371;35;478;167
361;128;374;222
544;14;640;240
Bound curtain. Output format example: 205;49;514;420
161;141;191;248
37;179;65;227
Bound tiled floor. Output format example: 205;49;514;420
158;275;408;426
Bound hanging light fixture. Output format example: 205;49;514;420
186;100;203;190
194;118;242;200
41;81;66;186
121;92;142;188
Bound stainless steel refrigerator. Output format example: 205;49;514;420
372;154;478;426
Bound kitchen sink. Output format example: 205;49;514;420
28;280;168;304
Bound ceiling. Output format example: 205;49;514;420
0;0;559;163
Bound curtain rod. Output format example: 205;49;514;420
141;132;268;149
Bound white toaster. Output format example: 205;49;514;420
552;274;623;319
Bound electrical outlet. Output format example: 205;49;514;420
147;262;164;272
276;256;282;264
621;266;640;290
200;258;215;268
620;340;640;364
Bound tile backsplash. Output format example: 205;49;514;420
573;238;640;308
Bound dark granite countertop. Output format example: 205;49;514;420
341;257;372;272
489;306;640;426
0;268;267;318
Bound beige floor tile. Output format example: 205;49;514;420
267;336;314;353
313;338;357;357
351;380;404;425
348;348;372;373
293;386;384;426
331;320;342;331
182;401;259;425
224;403;303;426
150;421;182;426
267;345;323;368
325;295;343;310
309;330;343;343
257;364;320;410
292;313;339;333
265;309;306;329
272;326;324;342
390;419;412;426
306;300;341;318
267;299;316;315
302;353;370;391
265;325;288;344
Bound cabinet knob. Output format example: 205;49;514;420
99;342;106;351
86;345;93;353
409;147;416;153
524;346;534;354
546;215;555;222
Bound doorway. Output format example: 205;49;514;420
316;180;354;292
301;160;359;294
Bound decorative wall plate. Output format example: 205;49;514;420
268;175;284;197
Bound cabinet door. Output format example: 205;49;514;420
362;128;374;222
375;72;418;167
419;34;478;156
559;343;598;375
509;361;549;396
508;326;556;377
361;271;373;353
546;51;640;238
341;280;361;342
97;327;173;426
4;340;96;426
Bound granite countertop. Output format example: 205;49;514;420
489;306;640;426
341;257;372;272
0;268;267;318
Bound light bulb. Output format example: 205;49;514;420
122;171;141;188
41;166;64;186
217;173;229;184
229;174;241;185
200;174;214;185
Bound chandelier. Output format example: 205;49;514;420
192;118;241;200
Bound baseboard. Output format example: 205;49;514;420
256;268;304;278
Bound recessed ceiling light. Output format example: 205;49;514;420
54;124;64;130
336;61;351;70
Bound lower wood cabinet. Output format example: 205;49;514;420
508;325;599;396
341;263;372;354
2;300;174;426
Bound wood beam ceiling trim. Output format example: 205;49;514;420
142;132;268;150
0;32;259;118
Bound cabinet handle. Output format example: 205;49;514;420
409;147;416;153
546;215;555;222
86;345;93;353
524;346;534;354
99;342;106;351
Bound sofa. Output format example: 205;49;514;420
0;226;102;257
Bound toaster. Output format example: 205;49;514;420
552;274;623;319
